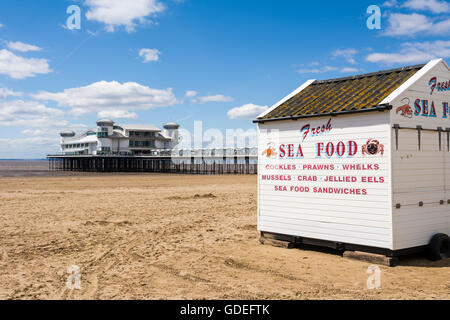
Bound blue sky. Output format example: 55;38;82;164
0;0;449;158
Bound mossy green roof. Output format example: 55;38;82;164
257;64;424;122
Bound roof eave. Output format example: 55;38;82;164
253;104;392;124
256;79;316;119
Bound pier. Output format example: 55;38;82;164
47;148;258;174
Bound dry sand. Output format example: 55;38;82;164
0;174;448;300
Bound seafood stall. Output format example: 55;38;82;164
254;59;450;264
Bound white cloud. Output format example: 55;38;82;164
7;41;42;52
0;137;56;144
0;99;88;158
32;80;178;115
185;90;197;98
366;40;450;64
384;13;450;36
68;108;91;117
0;87;22;99
431;19;450;34
382;0;399;7
0;99;88;138
0;49;51;79
85;0;165;32
340;67;360;73
384;13;433;36
0;137;60;153
97;110;138;119
139;48;161;62
333;49;358;64
403;0;450;13
0;132;92;158
19;122;88;137
0;100;64;127
198;94;233;103
299;50;359;75
227;104;269;120
21;129;45;136
297;66;337;74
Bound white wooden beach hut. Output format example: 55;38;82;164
254;59;450;263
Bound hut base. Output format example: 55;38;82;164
343;251;398;267
259;237;294;249
259;231;425;267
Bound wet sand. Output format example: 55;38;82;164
0;160;53;178
0;174;449;300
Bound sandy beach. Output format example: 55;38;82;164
0;174;449;300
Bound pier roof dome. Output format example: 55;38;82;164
96;119;115;126
163;122;180;129
60;130;76;137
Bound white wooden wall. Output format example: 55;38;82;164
258;112;393;249
390;60;450;250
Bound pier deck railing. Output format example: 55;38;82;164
47;148;259;174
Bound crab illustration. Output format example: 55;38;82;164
362;139;384;156
261;143;277;158
396;98;413;118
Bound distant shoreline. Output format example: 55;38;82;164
0;159;47;161
0;160;49;177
